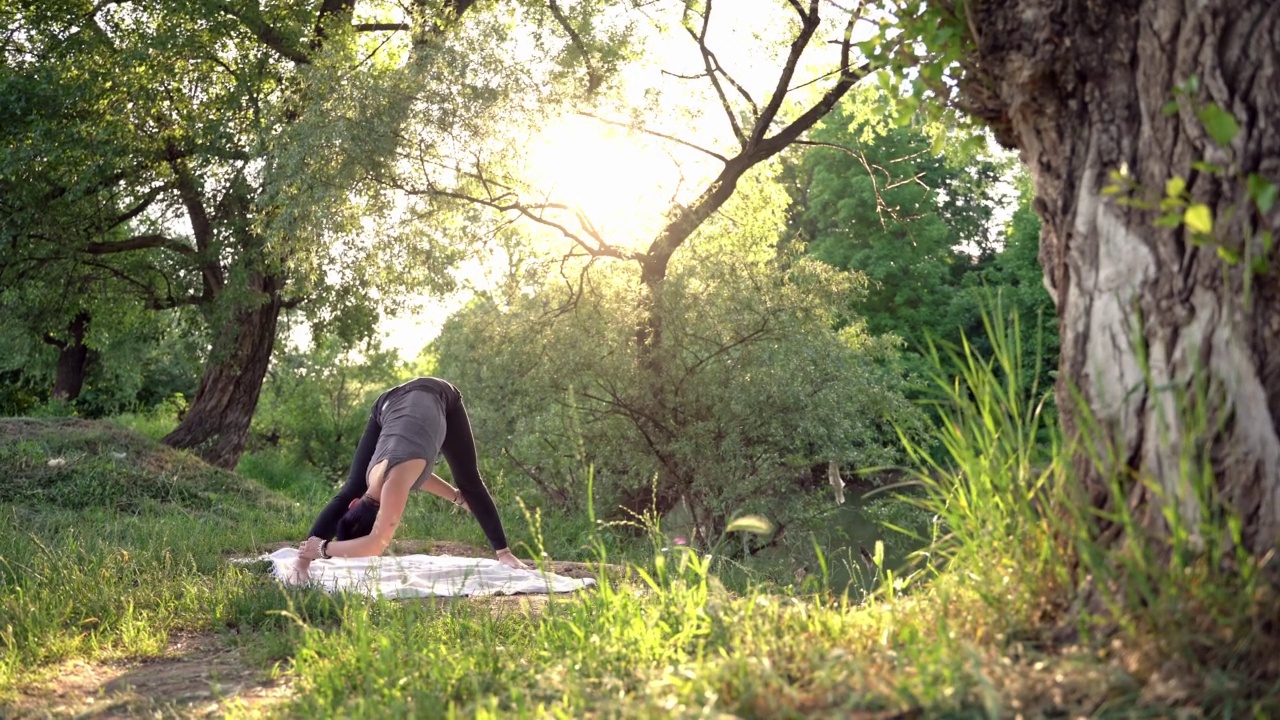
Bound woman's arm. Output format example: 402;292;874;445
303;461;422;559
416;473;468;509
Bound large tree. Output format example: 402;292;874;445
1;0;602;467
408;0;877;539
897;1;1279;553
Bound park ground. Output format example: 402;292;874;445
1;418;1275;718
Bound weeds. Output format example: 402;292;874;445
2;307;1277;716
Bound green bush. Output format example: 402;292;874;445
433;247;927;546
252;335;401;475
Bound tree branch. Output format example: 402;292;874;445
84;233;193;256
547;0;603;93
353;22;410;32
577;111;727;162
165;152;209;252
750;0;821;146
166;147;225;297
682;318;772;380
401;177;635;262
313;0;355;45
500;447;571;507
416;0;479;41
701;43;758;119
683;0;747;147
212;2;311;64
542;252;599;320
77;258;199;311
104;185;165;231
661;69;711;81
755;8;869;157
643;3;870;277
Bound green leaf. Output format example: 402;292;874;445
1154;213;1183;229
1197;104;1240;147
724;514;774;536
1247;173;1277;214
1191;161;1223;174
1162;100;1179;116
1184;203;1214;234
1165;176;1186;199
1217;245;1240;263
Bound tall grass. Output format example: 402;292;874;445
3;307;1278;717
896;300;1070;622
897;297;1279;712
270;537;1054;718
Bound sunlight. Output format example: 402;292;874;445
523;114;681;250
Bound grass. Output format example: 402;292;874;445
1;310;1277;717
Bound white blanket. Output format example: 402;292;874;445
266;548;595;598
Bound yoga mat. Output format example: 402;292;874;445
266;547;594;598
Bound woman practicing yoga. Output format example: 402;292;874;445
293;377;528;578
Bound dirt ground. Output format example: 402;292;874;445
4;633;291;719
6;542;614;718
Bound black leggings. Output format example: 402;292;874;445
306;388;509;550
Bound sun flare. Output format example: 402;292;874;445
523;115;686;249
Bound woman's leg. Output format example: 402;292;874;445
307;404;382;539
439;395;509;550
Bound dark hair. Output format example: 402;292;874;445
336;497;379;541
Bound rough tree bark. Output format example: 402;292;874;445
958;0;1280;553
45;311;90;402
162;273;283;469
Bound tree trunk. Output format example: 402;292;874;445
162;274;283;469
48;311;90;402
960;0;1280;552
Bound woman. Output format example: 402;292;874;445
294;377;528;578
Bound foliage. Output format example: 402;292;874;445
0;296;203;417
791;90;1005;352
0;419;331;695
3;324;1277;717
1104;76;1279;278
0;0;630;461
432;178;928;545
251;334;402;475
902;302;1279;714
787;94;1059;395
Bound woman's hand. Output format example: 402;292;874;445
290;556;312;585
495;548;529;570
454;492;471;514
298;536;326;561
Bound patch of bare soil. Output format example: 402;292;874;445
4;633;290;719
